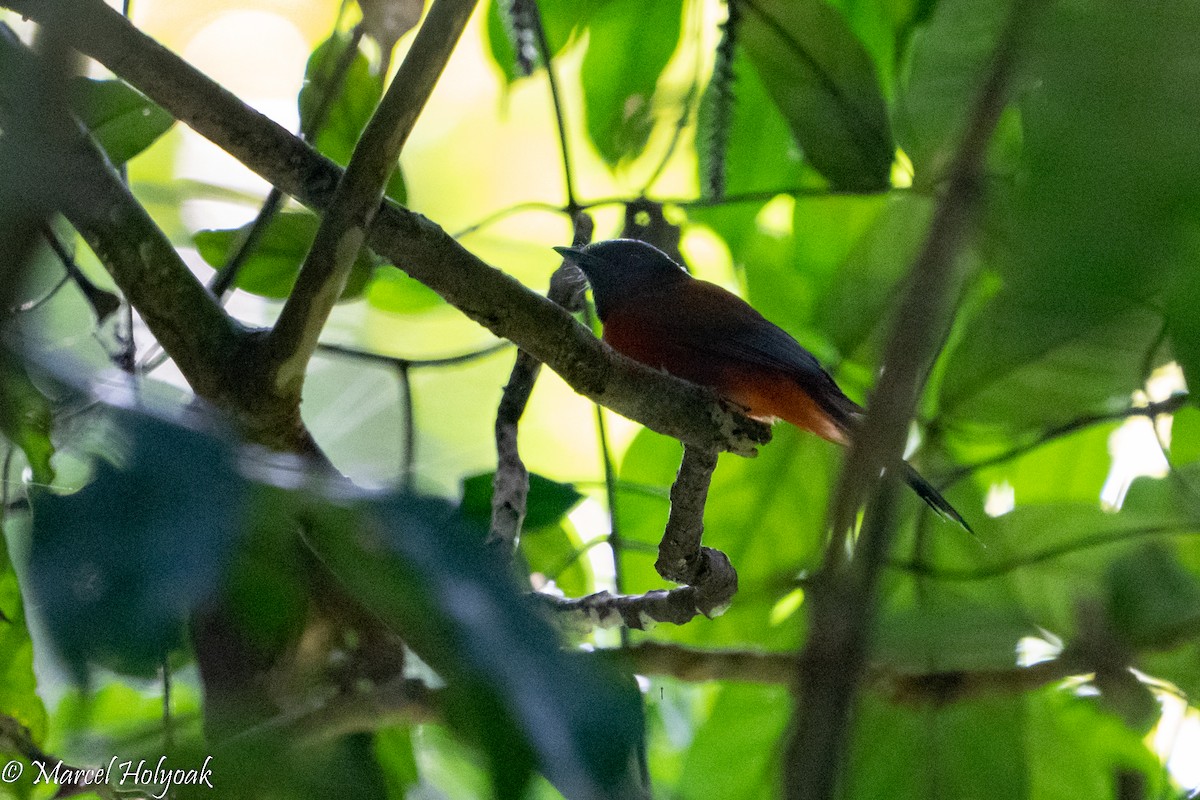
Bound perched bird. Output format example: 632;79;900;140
555;239;971;532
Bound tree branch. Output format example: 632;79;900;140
786;1;1047;797
6;0;771;457
266;0;478;398
0;29;244;404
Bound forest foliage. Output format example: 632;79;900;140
2;0;1200;797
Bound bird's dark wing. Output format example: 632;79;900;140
647;280;861;424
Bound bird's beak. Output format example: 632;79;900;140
553;245;601;277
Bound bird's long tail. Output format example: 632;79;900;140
900;462;973;535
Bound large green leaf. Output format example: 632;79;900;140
194;211;377;300
938;298;1164;431
814;193;933;357
304;493;646;799
581;0;683;166
740;0;894;190
847;694;1028;800
69;77;175;165
673;684;790;799
998;0;1200;365
28;400;244;677
0;355;54;486
893;0;1013;179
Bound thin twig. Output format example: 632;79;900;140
488;215;592;559
940;392;1189;490
316;340;511;369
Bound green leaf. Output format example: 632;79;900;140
366;268;445;314
461;471;584;532
938;298;1163;431
740;0;894;190
303;494;645;799
484;0;603;85
1026;689;1165;799
194;211;377;300
69;77;175;165
894;0;1013;179
0;516;48;754
1001;1;1200;328
674;684;790;800
1106;543;1200;650
0;355;54;486
300;33;405;204
692;47;803;255
376;727;421;799
847;694;1028;800
815;193;933;356
27;402;244;677
581;0;683;166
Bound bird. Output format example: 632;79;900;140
554;238;971;533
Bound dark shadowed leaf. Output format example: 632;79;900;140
460;470;583;532
28;398;244;678
740;0;894;190
304;493;645;799
194;211;377;300
69;77;175;165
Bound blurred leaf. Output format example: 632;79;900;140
194;211;377;300
815;193;933;356
846;694;1027;800
376;727;421;799
69;77;175;166
0;518;47;751
1106;543;1200;650
1170;405;1200;465
1166;227;1200;398
938;299;1163;431
357;0;423;55
1004;1;1200;319
461;470;584;532
740;0;894;190
485;0;602;85
894;0;1012;179
674;684;789;799
300;32;405;204
459;466;593;597
873;592;1035;673
304;493;644;799
1026;688;1165;798
28;402;244;677
581;0;682;166
0;355;54;485
366;267;445;313
692;47;803;258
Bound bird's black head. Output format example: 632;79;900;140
553;239;687;320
